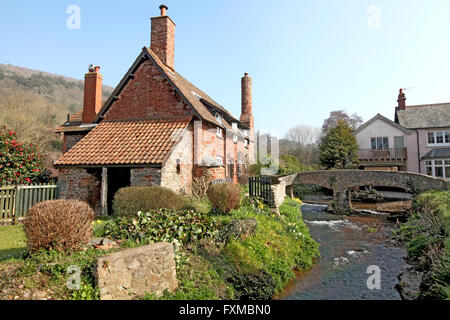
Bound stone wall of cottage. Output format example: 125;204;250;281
103;60;192;121
94;242;177;300
130;167;162;187
63;133;88;154
58;168;101;214
161;123;193;195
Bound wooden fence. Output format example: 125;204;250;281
0;184;59;225
249;176;275;208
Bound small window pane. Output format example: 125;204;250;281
426;167;433;176
383;137;389;149
436;132;444;144
445;160;450;166
426;161;432;166
435;160;443;165
445;167;450;179
428;132;435;144
435;166;444;177
377;138;383;150
445;131;450;143
371;138;376;150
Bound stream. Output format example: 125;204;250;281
276;204;409;300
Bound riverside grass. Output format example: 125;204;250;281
151;197;320;300
396;190;450;299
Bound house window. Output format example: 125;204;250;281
216;156;223;166
426;159;450;179
427;130;450;146
215;113;223;125
371;137;389;150
216;127;223;138
228;162;234;178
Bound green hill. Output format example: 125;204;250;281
0;64;113;173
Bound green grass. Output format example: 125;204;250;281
0;225;27;262
150;197;320;300
396;190;450;299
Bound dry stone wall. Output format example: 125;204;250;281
93;242;177;300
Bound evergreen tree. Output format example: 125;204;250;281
319;120;358;169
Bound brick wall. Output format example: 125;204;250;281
94;242;177;300
104;60;191;121
58;168;101;214
130;167;162;187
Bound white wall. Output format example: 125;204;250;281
355;118;406;149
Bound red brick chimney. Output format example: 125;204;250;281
151;4;175;70
240;73;254;129
397;88;406;110
82;65;103;124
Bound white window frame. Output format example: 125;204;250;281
216;127;223;139
425;159;450;179
370;137;389;150
427;130;450;147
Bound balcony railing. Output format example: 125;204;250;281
357;148;407;162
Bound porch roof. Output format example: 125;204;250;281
54;117;191;167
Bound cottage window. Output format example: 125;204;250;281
216;127;223;138
427;130;450;146
371;137;389;150
425;159;450;179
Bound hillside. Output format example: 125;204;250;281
0;64;113;173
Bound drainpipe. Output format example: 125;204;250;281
415;129;421;174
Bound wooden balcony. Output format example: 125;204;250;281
357;148;407;163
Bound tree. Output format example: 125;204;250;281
319;120;358;169
321;110;363;137
282;124;321;166
278;155;313;175
0;127;46;185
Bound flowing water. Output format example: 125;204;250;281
277;204;409;300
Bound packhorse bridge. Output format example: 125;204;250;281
269;170;450;214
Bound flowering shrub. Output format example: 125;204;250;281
0;126;45;186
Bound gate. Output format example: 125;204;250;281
249;177;275;208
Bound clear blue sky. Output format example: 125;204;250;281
1;0;449;137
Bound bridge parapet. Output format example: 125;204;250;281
270;170;450;214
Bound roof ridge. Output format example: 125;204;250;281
102;116;192;123
403;102;450;108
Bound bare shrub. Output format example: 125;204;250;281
192;177;209;200
207;183;241;214
24;200;94;253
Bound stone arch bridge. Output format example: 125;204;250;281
269;170;450;214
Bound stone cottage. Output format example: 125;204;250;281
54;5;255;215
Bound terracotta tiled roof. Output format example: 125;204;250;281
145;48;241;130
54;117;191;166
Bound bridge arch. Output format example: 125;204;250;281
272;170;450;214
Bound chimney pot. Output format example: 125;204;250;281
159;4;168;16
397;88;406;110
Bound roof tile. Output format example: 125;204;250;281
54;118;191;166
